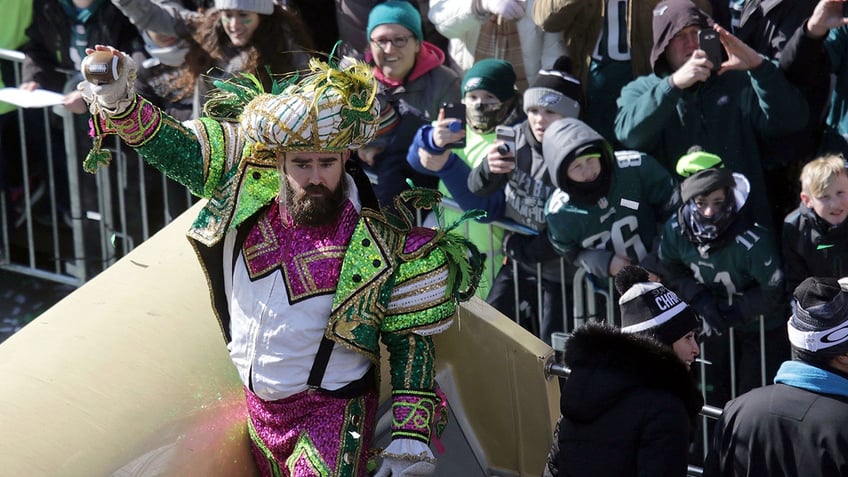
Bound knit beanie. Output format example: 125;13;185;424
676;148;735;203
616;265;700;346
788;277;848;357
462;58;517;102
366;0;424;41
214;0;273;15
523;56;582;118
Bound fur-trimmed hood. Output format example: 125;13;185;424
561;321;703;423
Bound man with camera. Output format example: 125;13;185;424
613;0;809;229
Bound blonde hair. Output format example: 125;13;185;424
800;154;848;198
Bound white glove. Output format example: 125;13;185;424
480;0;526;20
373;439;436;477
77;51;137;115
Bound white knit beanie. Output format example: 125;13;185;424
214;0;274;15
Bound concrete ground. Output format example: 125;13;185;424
0;269;74;344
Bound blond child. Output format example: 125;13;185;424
782;155;848;295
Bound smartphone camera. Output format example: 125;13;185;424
698;29;723;72
495;125;516;156
442;102;466;149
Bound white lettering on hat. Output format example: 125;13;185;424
788;320;848;352
622;301;688;334
654;290;682;311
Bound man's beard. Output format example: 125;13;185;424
284;179;345;226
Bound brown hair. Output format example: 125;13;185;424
184;4;314;91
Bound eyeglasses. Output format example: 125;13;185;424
369;35;413;49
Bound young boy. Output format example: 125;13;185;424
543;118;678;283
782;154;848;296
407;58;524;296
658;149;788;408
466;56;582;343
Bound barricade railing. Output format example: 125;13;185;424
1;47;195;285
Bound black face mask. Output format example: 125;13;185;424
560;153;613;206
682;194;736;244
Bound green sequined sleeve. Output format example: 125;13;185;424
108;95;243;198
382;332;437;391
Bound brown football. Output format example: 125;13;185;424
81;51;124;85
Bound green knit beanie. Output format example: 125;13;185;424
366;0;423;42
675;147;724;177
461;59;517;102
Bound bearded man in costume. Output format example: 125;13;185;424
78;45;483;477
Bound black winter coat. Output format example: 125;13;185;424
782;202;848;296
703;382;848;477
556;322;703;477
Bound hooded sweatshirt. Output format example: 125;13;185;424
614;0;808;227
543;118;679;278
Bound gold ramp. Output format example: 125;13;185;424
433;298;559;476
0;202;256;477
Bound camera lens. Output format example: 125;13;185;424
497;143;511;155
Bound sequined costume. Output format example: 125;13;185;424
81;55;482;476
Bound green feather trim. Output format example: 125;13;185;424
439;231;485;302
389;183;487;302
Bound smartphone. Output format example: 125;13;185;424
495;125;516;158
442;102;466;149
698;29;723;72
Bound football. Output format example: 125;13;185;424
81;51;124;85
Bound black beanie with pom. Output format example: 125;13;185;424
523;56;582;118
616;265;700;346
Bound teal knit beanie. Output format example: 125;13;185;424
366;0;423;42
462;59;517;102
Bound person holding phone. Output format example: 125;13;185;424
406;58;525;296
614;0;809;230
466;56;584;343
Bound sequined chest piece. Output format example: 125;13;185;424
242;203;359;301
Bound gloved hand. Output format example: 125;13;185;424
717;302;747;328
77;47;137;115
374;438;436;477
690;292;727;337
480;0;526;20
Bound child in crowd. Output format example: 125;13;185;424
782;155;848;296
542;118;678;288
407;58;525;296
466;56;581;342
658;149;789;407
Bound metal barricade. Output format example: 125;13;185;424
1;47;194;286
